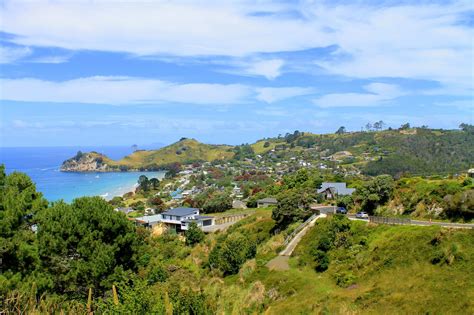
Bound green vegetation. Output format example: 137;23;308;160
291;216;474;314
62;126;474;177
3;149;474;314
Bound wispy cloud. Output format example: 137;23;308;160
0;76;312;105
313;83;406;108
0;46;31;63
256;86;315;103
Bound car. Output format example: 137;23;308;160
355;211;369;219
336;207;347;214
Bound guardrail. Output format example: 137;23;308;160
369;216;411;225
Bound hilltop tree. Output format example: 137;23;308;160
400;122;411;130
335;126;346;135
365;123;373;132
373;120;385;131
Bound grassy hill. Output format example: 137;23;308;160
111;138;234;169
61;127;474;175
61;138;234;171
208;214;474;314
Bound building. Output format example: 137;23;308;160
135;207;214;232
257;197;278;208
317;182;356;199
468;169;474;178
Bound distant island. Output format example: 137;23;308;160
61;125;474;177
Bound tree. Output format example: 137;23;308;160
138;175;150;191
354;175;395;214
185;222;205;246
36;196;143;295
335;126;346;135
209;232;256;275
0;167;48;277
365;123;373;132
373;120;385;131
149;178;160;190
400;122;411;130
272;188;315;229
202;192;232;213
263;141;271;148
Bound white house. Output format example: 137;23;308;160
135;207;214;232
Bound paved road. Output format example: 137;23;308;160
279;213;326;256
267;212;327;271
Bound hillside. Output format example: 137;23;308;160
61;127;474;175
61;138;234;172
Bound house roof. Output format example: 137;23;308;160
257;197;278;204
162;207;199;217
317;182;355;195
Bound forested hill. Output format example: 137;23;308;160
61;126;474;176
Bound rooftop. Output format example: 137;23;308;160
317;182;356;195
258;197;278;204
162;207;199;217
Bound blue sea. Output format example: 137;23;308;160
0;146;165;202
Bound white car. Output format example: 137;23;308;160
355;211;369;219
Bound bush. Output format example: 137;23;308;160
209;232;257;275
185;222;205;246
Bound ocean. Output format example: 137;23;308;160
0;146;165;202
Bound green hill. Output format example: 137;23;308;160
61;127;474;175
61;138;234;171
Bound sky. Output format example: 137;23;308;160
0;0;472;147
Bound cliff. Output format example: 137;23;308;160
60;151;111;172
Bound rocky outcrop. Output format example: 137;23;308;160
60;151;110;172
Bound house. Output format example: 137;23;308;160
469;169;474;178
317;182;355;199
115;207;133;215
257;197;278;208
232;200;247;209
135;207;214;232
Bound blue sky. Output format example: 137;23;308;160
0;0;472;147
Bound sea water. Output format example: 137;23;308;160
0;146;165;202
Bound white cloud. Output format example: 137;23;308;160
29;54;72;64
241;59;285;80
0;76;253;105
313;83;406;108
0;76;311;105
0;1;330;57
0;1;471;95
0;46;31;63
256;87;315;103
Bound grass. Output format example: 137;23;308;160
109;138;234;168
210;214;474;314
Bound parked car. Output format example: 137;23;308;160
336;207;347;214
355;211;369;219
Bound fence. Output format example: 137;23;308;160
214;211;255;225
283;213;319;246
369;216;411;225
